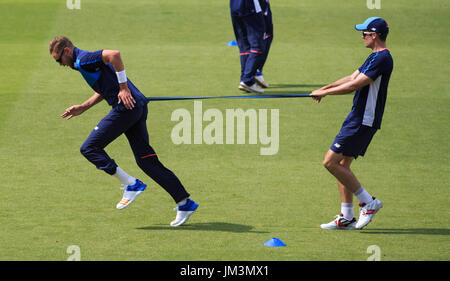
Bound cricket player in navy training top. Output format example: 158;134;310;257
310;18;393;230
49;36;198;227
230;0;266;94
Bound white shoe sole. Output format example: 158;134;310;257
116;191;143;210
238;84;251;93
356;200;383;229
170;210;197;227
238;82;264;94
320;223;357;230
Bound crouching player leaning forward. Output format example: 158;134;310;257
310;18;393;230
49;36;198;226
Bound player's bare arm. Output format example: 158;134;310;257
311;71;373;103
318;70;361;91
61;92;104;120
102;49;136;110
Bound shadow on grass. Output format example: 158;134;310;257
360;228;450;235
137;222;269;233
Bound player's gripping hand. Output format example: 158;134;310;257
117;85;136;110
310;90;326;103
61;105;86;120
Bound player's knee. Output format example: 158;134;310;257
80;143;95;157
323;157;337;171
80;144;88;157
340;157;353;168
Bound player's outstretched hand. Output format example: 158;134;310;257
310;90;325;103
61;105;85;120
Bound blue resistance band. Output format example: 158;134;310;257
146;93;311;101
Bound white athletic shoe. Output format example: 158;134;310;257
238;81;264;94
320;214;357;230
116;179;147;210
254;75;269;88
170;199;199;227
355;198;383;229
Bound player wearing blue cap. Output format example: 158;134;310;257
230;0;266;94
49;36;198;227
310;18;393;230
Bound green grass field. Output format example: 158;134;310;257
0;0;449;261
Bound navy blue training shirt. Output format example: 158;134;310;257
71;47;149;111
345;49;393;129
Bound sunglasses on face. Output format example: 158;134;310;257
55;48;64;63
362;31;375;38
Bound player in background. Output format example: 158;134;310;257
49;36;198;227
310;18;393;230
230;0;266;94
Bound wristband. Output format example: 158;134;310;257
116;70;127;84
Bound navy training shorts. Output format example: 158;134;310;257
330;123;378;159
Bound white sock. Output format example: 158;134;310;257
354;186;373;205
114;167;136;186
341;203;354;220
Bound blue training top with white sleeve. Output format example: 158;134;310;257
345;49;393;129
71;47;149;111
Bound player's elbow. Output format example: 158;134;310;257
348;84;360;92
114;50;121;56
346;81;364;92
102;50;121;63
110;50;121;59
351;75;373;91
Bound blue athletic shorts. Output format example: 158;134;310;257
330;123;378;159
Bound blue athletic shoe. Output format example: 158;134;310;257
170;198;199;227
116;179;147;210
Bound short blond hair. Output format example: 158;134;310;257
49;36;74;54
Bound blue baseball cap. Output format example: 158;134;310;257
355;17;389;34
